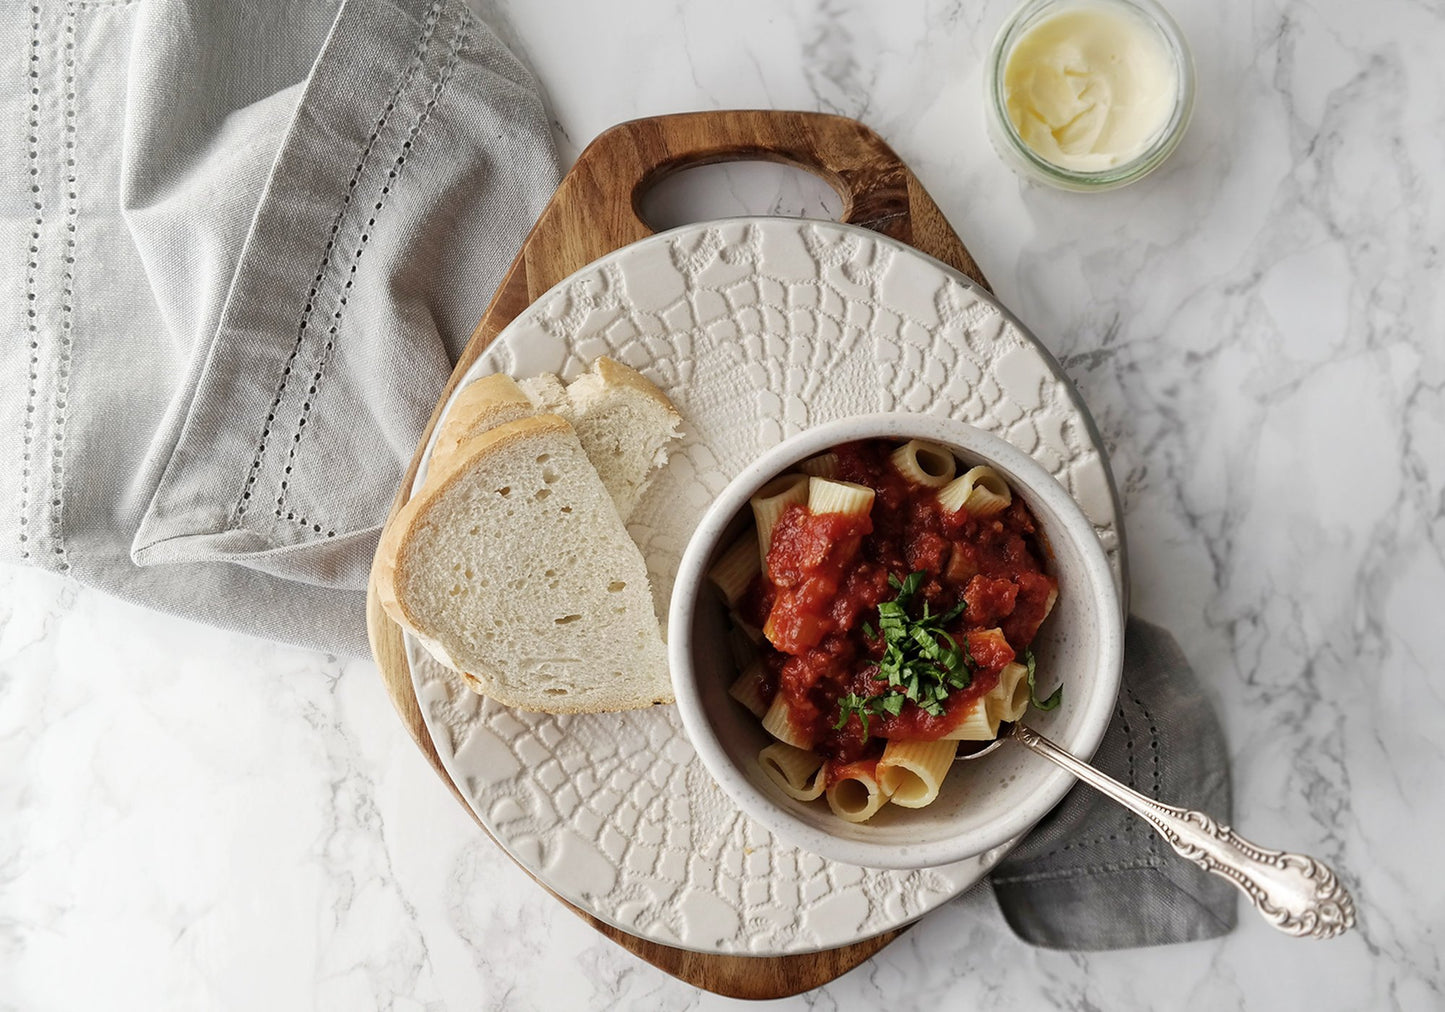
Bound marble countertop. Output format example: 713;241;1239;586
4;0;1441;1008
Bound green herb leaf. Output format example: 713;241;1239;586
903;571;924;597
1024;648;1062;711
834;692;863;733
830;571;978;739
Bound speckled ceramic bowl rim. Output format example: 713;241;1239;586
668;413;1124;870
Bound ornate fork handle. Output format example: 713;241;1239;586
1011;723;1356;940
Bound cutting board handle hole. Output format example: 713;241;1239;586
637;161;845;232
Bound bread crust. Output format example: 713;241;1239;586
423;359;681;517
586;357;681;419
451;372;531;414
428;374;536;480
375;414;572;646
374;412;673;713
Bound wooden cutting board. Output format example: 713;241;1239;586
365;110;992;1000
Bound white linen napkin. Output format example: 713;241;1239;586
0;0;559;655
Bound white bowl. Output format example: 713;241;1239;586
668;413;1124;870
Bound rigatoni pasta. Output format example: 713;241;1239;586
806;477;875;516
937;464;1012;517
707;526;761;607
750;474;809;557
825;761;890;823
761;693;814;749
889;440;957;488
759;743;827;801
727;624;758;671
715;437;1063;824
877;739;960;808
796;452;839;478
938;700;999;742
727;661;770;719
987;661;1033;726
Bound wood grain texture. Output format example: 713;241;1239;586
366;110;991;1000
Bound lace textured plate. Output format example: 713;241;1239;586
404;218;1125;955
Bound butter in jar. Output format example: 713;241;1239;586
986;0;1194;190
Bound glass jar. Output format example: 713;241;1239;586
985;0;1195;192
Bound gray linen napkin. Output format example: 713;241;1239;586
991;616;1238;947
0;0;1231;952
0;0;558;655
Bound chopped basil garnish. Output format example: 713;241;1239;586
834;577;1064;737
834;691;897;737
834;572;972;738
1024;648;1062;711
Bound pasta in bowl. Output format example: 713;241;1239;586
669;415;1123;870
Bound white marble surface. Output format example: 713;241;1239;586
3;0;1442;1008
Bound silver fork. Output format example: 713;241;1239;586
959;722;1356;940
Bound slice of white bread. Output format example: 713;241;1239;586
428;374;535;479
428;358;681;520
561;357;682;519
376;414;672;712
518;373;567;411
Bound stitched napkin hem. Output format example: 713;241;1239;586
133;0;556;593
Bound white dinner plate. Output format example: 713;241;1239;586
404;218;1126;955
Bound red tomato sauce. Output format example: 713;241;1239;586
740;439;1057;766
